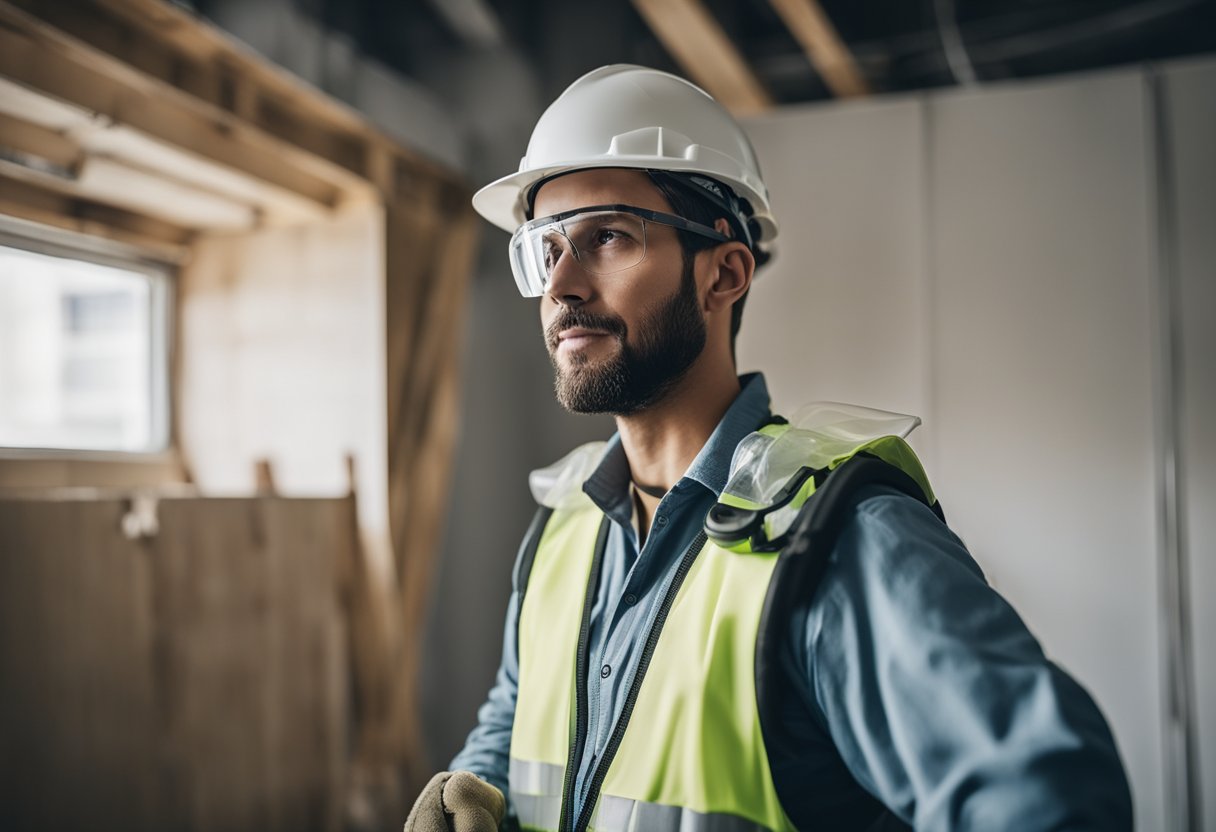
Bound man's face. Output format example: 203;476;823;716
532;169;707;416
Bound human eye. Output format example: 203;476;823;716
542;237;564;272
588;221;635;248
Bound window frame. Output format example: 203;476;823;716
0;217;177;463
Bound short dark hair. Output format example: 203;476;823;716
648;175;770;364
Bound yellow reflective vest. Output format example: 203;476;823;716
508;432;939;832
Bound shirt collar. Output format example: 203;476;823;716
582;372;772;520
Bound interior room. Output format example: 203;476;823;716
1;1;1212;830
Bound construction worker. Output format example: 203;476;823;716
404;65;1132;832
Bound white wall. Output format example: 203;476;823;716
1168;58;1216;832
740;59;1215;831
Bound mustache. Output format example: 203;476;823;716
545;308;627;350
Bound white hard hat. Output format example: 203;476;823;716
472;64;778;246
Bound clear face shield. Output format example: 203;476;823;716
508;204;730;298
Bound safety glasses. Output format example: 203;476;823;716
508;204;730;297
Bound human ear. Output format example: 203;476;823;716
703;218;754;314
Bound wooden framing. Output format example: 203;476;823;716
0;114;83;174
0;173;194;255
630;0;773;115
0;5;345;207
3;0;464;204
1;0;480;813
767;0;871;98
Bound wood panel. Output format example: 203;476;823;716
0;498;158;829
0;493;352;831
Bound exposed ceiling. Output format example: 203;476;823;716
198;0;1216;111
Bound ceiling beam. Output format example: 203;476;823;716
0;173;194;255
767;0;871;97
630;0;773;115
0;0;470;208
0;114;84;176
0;2;353;208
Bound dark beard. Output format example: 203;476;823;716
545;259;706;416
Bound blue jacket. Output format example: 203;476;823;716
451;373;1132;829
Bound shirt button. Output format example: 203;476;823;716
600;664;612;678
654;514;668;527
624;593;637;606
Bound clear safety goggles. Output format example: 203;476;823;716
508;204;730;297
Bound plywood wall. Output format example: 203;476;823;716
0;493;352;831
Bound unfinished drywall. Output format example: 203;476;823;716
736;61;1216;830
178;198;392;577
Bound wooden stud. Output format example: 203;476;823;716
767;0;871;98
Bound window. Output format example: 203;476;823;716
0;232;171;454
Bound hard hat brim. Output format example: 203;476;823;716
472;158;778;244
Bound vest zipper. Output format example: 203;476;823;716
557;517;611;832
571;530;709;832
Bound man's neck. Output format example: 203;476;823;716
615;357;741;521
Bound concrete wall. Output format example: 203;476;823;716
428;57;1214;830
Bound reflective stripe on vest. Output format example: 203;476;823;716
510;758;564;831
591;794;773;831
510;759;771;832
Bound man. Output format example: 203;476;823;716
405;65;1132;831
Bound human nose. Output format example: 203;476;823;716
545;245;594;306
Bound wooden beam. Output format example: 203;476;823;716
630;0;773;115
767;0;871;98
0;113;84;175
0;146;268;231
0;4;352;208
0;78;334;229
20;0;465;193
0;172;194;255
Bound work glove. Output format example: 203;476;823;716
403;770;506;832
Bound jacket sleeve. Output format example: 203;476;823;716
448;517;541;802
800;486;1133;830
448;590;520;798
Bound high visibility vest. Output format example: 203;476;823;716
508;430;940;832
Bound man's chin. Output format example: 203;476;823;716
552;364;629;415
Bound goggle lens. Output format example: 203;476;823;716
509;211;649;297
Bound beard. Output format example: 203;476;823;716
545;260;707;416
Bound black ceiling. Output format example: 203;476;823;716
199;0;1216;106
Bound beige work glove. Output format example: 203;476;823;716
403;771;506;832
